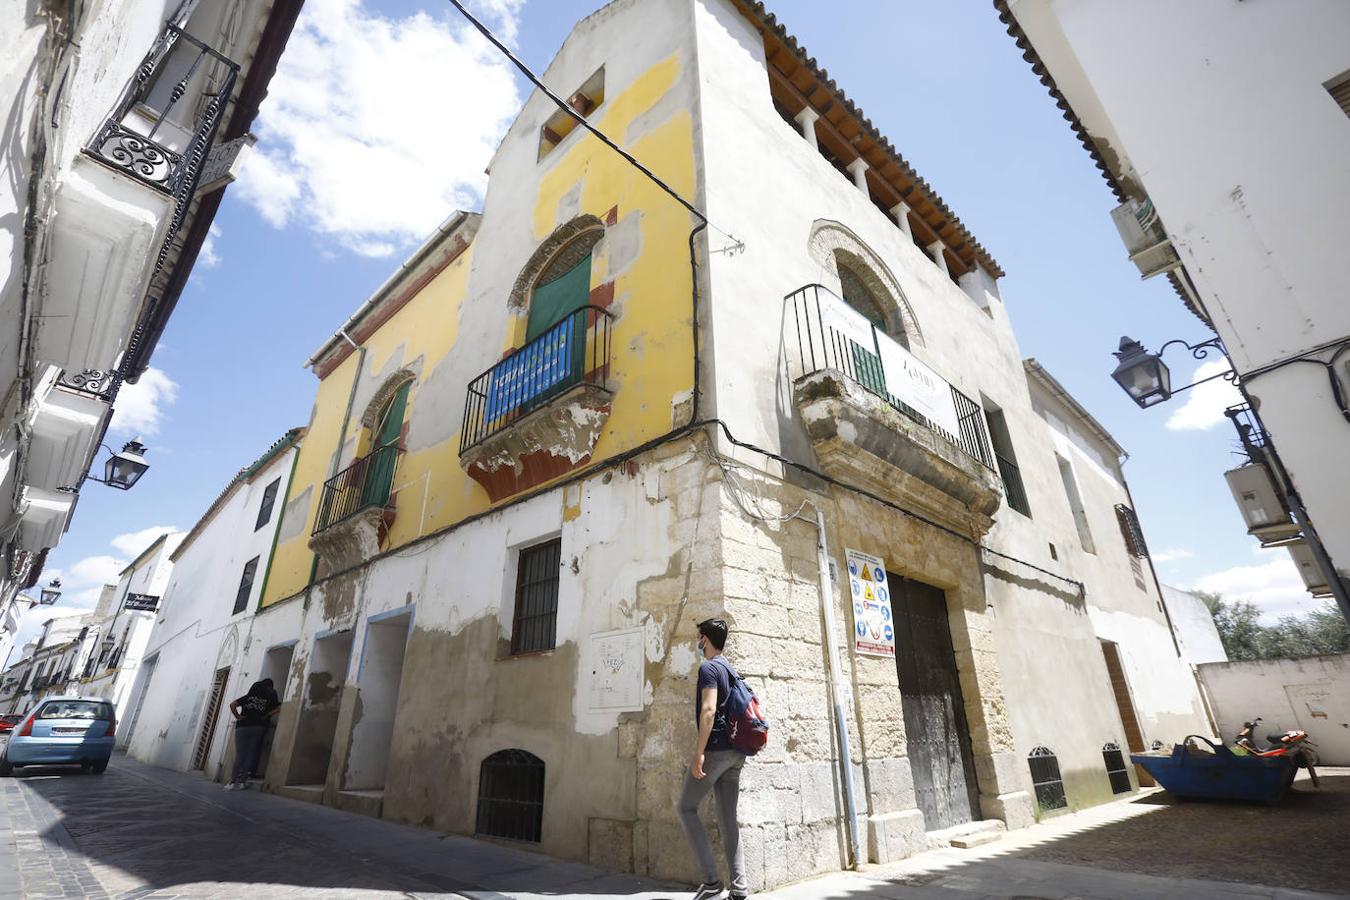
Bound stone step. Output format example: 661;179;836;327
927;818;1006;850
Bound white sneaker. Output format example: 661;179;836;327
691;883;724;900
222;783;236;791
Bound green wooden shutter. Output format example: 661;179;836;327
526;255;592;342
362;382;409;510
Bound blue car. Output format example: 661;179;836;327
0;697;116;775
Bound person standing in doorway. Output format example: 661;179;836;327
679;618;749;900
225;678;280;790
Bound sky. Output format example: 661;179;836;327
9;0;1324;662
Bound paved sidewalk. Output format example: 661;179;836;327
2;752;1347;899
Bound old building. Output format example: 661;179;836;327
123;430;302;777
0;0;301;614
189;0;1216;890
0;612;96;715
996;1;1350;617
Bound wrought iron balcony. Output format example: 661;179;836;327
86;25;239;198
314;443;404;536
460;305;614;454
789;285;995;469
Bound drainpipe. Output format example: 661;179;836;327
806;503;862;870
307;329;365;591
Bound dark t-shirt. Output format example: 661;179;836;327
235;693;279;727
694;657;735;752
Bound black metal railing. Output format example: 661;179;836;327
87;25;239;197
460;305;614;454
787;284;995;470
313;443;405;535
995;452;1029;514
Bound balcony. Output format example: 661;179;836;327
459;305;614;502
310;443;404;571
38;26;238;385
787;285;1003;535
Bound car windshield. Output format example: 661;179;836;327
36;701;112;721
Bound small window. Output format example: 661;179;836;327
985;405;1031;517
233;556;260;615
1056;455;1095;553
1103;741;1132;794
538;67;605;160
511;540;561;655
1327;70;1350;118
1114;504;1148;558
477;749;545;842
1028;746;1067;812
255;477;282;531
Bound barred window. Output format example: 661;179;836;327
1114;504;1149;558
1028;746;1068;812
476;749;545;842
1103;741;1132;794
511;539;561;655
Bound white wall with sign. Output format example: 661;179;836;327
587;626;645;713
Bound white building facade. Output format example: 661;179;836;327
998;0;1350;617
123;431;300;778
0;0;301;616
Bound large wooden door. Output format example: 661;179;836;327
890;575;980;830
1100;641;1154;786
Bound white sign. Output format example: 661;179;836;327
818;293;876;351
845;548;895;658
588;627;645;712
875;338;961;436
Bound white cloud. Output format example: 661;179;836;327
110;525;179;559
235;0;524;258
1187;549;1322;621
1165;359;1244;431
109;367;178;437
199;223;222;268
1152;547;1194;564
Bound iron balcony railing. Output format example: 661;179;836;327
313;443;405;535
87;24;239;198
787;284;996;470
460;305;614;454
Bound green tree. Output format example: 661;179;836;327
1203;592;1350;661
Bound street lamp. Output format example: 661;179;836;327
1109;335;1230;409
38;579;62;606
99;439;150;490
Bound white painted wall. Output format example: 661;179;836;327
1161;585;1227;667
126;444;297;774
1007;0;1350;583
1198;654;1350;766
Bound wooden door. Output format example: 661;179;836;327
192;667;230;771
891;575;980;830
1100;641;1154;787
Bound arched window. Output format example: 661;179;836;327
838;261;886;330
359;379;410;511
477;749;545;842
1028;746;1067;812
526;230;602;342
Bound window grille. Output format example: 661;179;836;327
476;749;545;842
255;477;281;530
233;557;260;614
1103;741;1132;794
1328;71;1350;118
1028;746;1067;811
1114;504;1149;558
985;407;1031;516
511;540;562;655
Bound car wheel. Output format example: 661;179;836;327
80;761;92;773
0;756;12;777
91;760;108;774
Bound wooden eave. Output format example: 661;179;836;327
742;0;1005;279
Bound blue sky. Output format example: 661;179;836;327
14;0;1317;660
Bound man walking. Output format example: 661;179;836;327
679;618;748;900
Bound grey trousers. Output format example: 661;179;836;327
231;724;267;782
678;750;746;893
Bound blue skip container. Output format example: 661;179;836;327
1131;735;1298;804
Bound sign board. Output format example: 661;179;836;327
124;593;160;612
484;317;579;423
588;626;645;712
846;548;895;658
875;338;961;436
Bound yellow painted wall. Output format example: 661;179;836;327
260;53;697;609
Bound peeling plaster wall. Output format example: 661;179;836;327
124;448;298;776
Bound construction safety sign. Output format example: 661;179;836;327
845;548;894;658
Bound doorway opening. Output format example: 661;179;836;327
343;611;411;792
1099;640;1154;787
253;643;295;780
889;573;980;831
192;666;230;771
286;631;353;787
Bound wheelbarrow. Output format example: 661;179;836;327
1131;735;1303;804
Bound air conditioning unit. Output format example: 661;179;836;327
1110;197;1182;280
1223;464;1300;544
1287;540;1332;597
